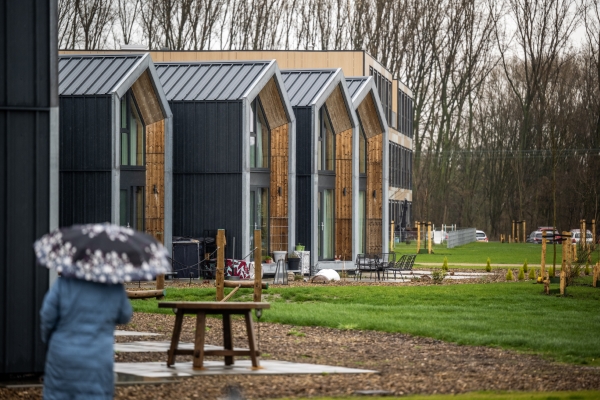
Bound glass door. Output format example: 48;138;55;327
318;189;334;260
250;187;269;260
120;186;144;230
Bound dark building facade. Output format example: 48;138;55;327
155;60;295;264
0;0;58;376
58;54;173;251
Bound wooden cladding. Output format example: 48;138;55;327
366;134;382;253
325;85;353;134
259;77;288;130
335;128;353;260
145;119;165;243
270;124;289;252
357;92;383;139
132;71;164;125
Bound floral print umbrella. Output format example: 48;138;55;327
34;223;171;284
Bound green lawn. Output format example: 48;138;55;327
394;241;599;267
294;391;600;400
131;280;600;365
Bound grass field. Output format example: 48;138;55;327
393;241;599;267
293;391;600;400
131;280;600;365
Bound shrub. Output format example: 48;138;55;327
584;263;591;276
294;274;303;281
528;268;535;280
431;269;447;284
485;257;492;272
523;259;528;273
517;267;525;281
506;269;514;281
442;257;449;271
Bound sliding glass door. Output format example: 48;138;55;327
250;187;269;259
318;189;334;260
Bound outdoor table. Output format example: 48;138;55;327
158;301;270;370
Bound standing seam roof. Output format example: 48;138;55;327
58;55;145;95
280;70;338;107
154;62;272;101
345;77;370;100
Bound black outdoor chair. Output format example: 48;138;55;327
354;254;380;280
378;252;396;279
387;254;417;280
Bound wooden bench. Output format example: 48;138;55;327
158;301;270;370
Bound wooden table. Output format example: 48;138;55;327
158;301;270;370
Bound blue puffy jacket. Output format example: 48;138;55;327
40;277;132;400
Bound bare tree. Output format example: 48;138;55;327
116;0;141;45
76;0;115;49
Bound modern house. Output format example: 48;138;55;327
58;54;173;251
154;60;295;263
345;76;389;255
280;69;359;267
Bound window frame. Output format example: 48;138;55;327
120;91;146;169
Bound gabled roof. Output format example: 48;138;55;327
280;70;338;107
59;54;146;96
345;77;369;100
154;61;273;101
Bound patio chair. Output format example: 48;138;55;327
378;252;396;280
387;254;417;280
354;254;379;280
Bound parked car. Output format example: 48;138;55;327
570;229;593;244
537;226;560;243
476;230;488;242
526;230;543;244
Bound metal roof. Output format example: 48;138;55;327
345;77;369;100
154;61;273;101
280;70;338;107
58;54;146;96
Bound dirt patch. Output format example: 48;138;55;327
3;309;599;400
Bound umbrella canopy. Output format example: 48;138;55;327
34;223;171;284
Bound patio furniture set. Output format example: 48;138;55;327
354;254;417;280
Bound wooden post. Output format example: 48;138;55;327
416;222;421;253
512;220;516;243
390;220;395;252
253;229;262;302
216;229;226;301
522;221;526;243
427;222;432;254
516;221;520;243
581;219;587;251
572;243;577;262
155;274;165;299
593;262;598;288
540;230;546;281
592;219;596;245
509;234;512;243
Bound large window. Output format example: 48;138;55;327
250;187;269;258
369;66;392;125
397;89;414;138
389;142;413;189
250;99;269;169
359;125;367;175
120;92;144;167
120;186;145;230
318;107;335;171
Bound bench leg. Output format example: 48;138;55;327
223;313;234;366
245;311;261;369
167;309;184;367
193;312;206;370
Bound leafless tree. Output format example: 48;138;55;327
116;0;141;45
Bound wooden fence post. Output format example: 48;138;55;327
416;222;421;253
390;220;395;252
427;222;432;254
522;221;526;243
216;229;226;301
512;220;515;243
592;219;596;245
254;229;262;302
540;231;546;281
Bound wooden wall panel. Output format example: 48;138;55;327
270;124;289;252
258;78;288;129
366;134;382;254
335;128;353;260
325;85;353;134
357;92;383;139
132;71;164;125
145;120;165;244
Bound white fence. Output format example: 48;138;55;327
447;228;476;248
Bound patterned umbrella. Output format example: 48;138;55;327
34;223;171;284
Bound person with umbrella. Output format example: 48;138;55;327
34;223;171;399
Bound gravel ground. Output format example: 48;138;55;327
2;275;599;399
